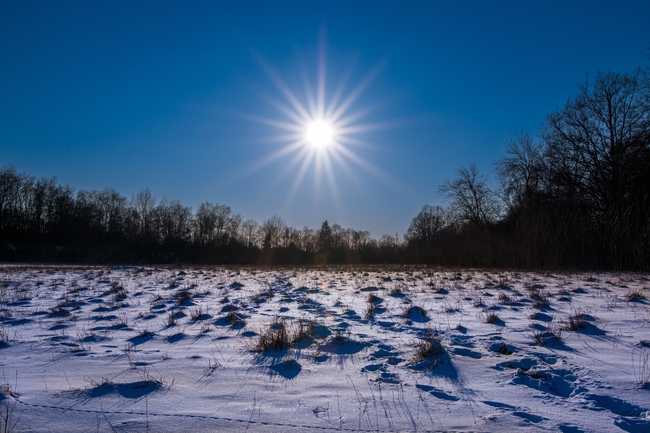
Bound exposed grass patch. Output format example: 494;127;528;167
254;318;290;352
403;306;427;318
0;327;11;346
498;342;512;355
364;304;375;319
367;293;379;304
0;383;21;433
497;292;511;304
626;289;645;302
529;289;550;310
175;288;193;305
292;320;317;344
562;309;592;331
190;306;205;321
136;327;154;339
532;322;563;345
413;332;444;362
224;310;246;327
48;304;70;317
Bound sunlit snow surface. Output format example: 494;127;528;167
1;265;649;432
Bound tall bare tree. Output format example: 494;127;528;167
132;188;157;236
439;164;499;228
543;69;650;215
405;205;448;246
495;132;546;215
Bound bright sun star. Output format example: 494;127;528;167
306;120;334;148
240;33;397;213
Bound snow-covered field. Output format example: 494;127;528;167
1;265;649;432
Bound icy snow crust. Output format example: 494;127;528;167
0;265;649;432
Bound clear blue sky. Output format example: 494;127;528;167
1;1;649;237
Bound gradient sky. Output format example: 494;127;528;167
1;1;649;237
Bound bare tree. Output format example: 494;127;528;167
543;69;650;216
405;205;448;246
212;204;233;243
194;202;218;244
351;229;370;250
495;132;546;215
156;198;192;243
0;166;22;231
298;226;317;253
132;188;157;236
239;219;259;248
226;212;242;243
331;223;344;249
259;215;286;249
438;164;499;228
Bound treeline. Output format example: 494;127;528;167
2;66;649;270
404;67;650;270
0;169;403;264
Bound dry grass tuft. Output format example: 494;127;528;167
625;289;645;302
254;318;290;352
413;331;444;362
175;288;193;305
364;304;375;319
529;289;550;310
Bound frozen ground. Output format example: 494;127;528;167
0;265;649;432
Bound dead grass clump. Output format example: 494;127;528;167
367;293;380;304
497;292;511;304
190;306;205;321
625;289;645;302
498;342;513;355
48;304;70;317
329;329;349;345
403;306;427;318
0;327;10;346
0;383;21;433
292;320;317;344
532;323;563;346
562;309;591;331
529;289;550;310
364;304;375;319
413;333;444;362
108;282;128;302
102;282;124;296
175;288;193;305
136;328;154;339
254;318;290;352
486;313;500;324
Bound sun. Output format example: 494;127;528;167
238;33;398;213
305;119;334;148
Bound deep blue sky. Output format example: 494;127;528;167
1;1;649;237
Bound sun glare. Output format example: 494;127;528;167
306;120;334;148
240;33;397;214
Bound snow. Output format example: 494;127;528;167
0;265;649;432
